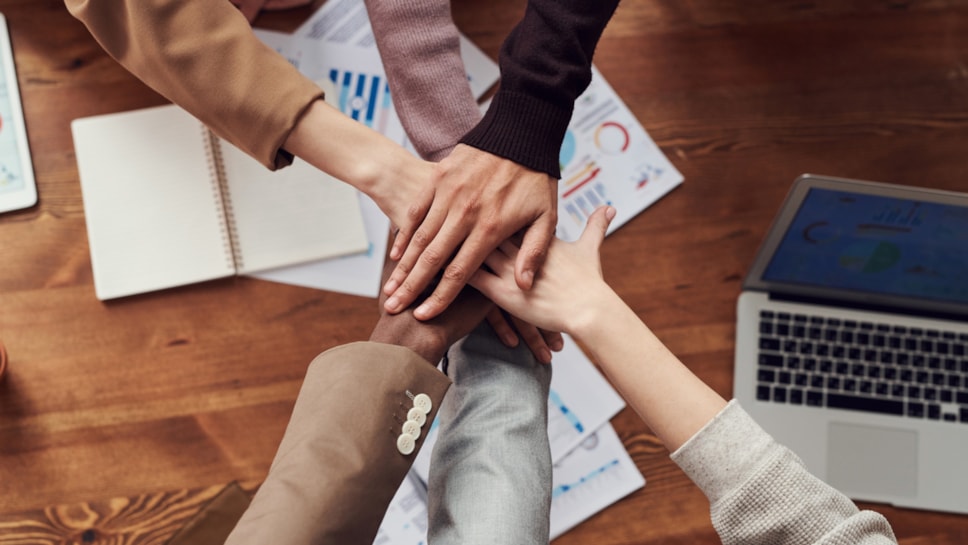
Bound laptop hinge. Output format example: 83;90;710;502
769;292;968;323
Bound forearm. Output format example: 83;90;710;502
570;290;727;451
577;299;895;543
429;324;552;544
66;0;323;170
460;0;620;177
364;0;481;161
672;402;898;545
225;343;450;545
284;99;431;211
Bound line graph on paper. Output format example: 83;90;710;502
548;424;646;539
553;455;619;500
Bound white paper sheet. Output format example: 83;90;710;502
555;66;684;242
253;31;409;146
549;422;645;538
254;193;389;297
373;472;431;545
546;335;627;460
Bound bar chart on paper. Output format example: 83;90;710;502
328;68;394;135
555;67;683;242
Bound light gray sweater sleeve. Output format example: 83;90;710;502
670;400;898;545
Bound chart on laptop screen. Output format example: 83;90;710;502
763;188;968;304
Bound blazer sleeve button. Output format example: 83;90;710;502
396;433;416;455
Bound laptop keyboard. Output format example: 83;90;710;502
756;310;968;423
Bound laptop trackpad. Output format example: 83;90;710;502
826;422;918;498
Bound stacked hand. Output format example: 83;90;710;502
382;145;559;322
369;260;493;366
469;205;616;334
373;144;564;363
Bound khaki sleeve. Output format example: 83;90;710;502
224;342;451;545
65;0;324;169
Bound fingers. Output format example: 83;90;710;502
510;316;554;364
485;307;520;347
411;239;486;320
431;285;493;348
410;219;509;319
514;212;556;290
388;228;409;263
481;243;515;278
387;225;413;276
382;207;451;312
578;205;615;251
542;329;564;352
467;267;498;298
384;205;446;296
388;188;433;261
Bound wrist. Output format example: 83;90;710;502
369;314;447;365
285;100;419;196
459;91;572;179
366;148;430;210
569;287;629;344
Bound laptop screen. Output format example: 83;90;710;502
745;175;968;317
763;188;968;304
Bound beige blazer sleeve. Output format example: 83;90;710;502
224;341;451;545
64;0;324;170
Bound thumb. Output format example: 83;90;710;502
578;205;615;251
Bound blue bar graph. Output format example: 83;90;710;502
329;68;391;132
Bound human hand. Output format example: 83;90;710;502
382;145;558;321
369;259;493;365
485;309;563;364
469;206;616;335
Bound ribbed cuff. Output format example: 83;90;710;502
670;400;778;505
459;90;572;179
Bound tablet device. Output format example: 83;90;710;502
0;12;36;214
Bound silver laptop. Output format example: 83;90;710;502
734;173;968;514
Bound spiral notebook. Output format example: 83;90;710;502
72;104;368;300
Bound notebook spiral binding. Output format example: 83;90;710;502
203;127;243;272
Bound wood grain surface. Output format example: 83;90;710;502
1;0;968;543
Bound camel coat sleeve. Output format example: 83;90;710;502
65;0;324;169
225;341;451;545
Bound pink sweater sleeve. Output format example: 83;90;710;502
363;0;482;161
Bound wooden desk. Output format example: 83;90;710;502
2;0;968;542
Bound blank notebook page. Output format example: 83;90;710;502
73;105;235;300
215;142;368;274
